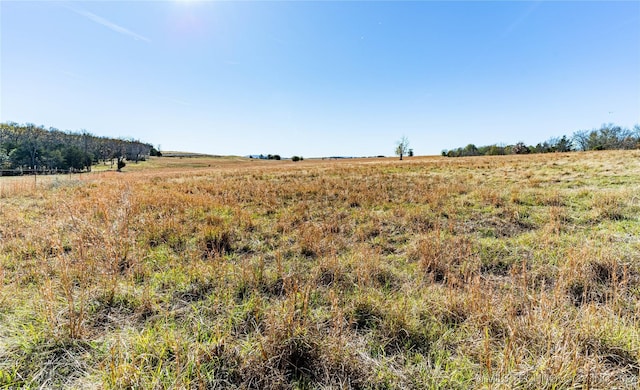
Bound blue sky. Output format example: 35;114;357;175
2;1;639;157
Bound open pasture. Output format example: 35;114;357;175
1;151;639;388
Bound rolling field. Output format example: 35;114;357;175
1;151;639;389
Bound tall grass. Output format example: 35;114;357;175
1;150;639;388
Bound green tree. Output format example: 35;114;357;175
8;144;34;168
463;144;479;156
554;136;573;152
0;147;10;169
63;146;87;170
43;149;65;170
486;145;506;155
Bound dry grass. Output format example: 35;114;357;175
1;151;639;388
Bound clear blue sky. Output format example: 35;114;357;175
2;1;639;157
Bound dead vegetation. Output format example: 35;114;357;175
1;150;639;388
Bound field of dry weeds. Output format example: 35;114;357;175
1;151;639;389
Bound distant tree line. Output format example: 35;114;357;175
250;154;282;160
0;122;156;175
443;123;640;158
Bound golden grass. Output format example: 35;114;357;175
1;151;639;388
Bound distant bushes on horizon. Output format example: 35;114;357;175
443;123;640;157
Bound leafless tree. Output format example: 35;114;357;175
395;136;410;160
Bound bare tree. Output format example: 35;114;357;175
572;130;590;151
395;136;410;160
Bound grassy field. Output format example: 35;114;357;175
1;151;639;389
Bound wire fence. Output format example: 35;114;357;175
0;170;93;198
0;168;89;177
